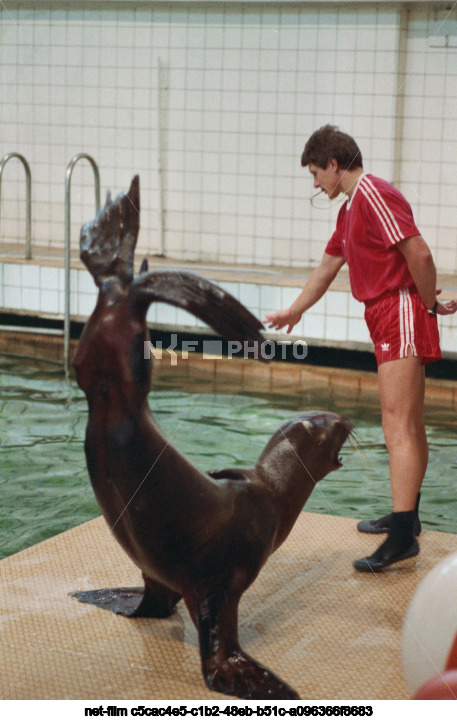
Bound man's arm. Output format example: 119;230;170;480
397;235;457;315
264;252;346;333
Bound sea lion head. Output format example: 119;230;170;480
283;411;352;475
255;412;353;551
257;411;352;490
292;411;352;472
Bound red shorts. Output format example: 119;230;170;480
364;288;441;366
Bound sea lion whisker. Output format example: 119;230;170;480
347;430;376;475
348;428;362;447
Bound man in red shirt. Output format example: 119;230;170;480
265;125;457;572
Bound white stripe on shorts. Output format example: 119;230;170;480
399;288;416;358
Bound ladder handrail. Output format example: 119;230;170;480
64;153;100;379
0;152;32;260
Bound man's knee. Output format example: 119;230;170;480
382;414;426;450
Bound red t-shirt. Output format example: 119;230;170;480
325;173;421;302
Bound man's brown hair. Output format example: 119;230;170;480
301;125;363;170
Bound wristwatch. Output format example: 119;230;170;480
427;300;438;316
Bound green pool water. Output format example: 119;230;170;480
1;355;456;560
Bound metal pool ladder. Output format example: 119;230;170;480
64;153;100;379
0;153;67;351
0;152;32;259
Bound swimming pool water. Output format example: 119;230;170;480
1;355;456;559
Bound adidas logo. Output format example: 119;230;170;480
381;343;390;352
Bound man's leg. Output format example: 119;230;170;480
379;355;427;511
354;355;426;571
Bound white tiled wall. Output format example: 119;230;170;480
3;3;456;273
5;257;457;356
1;2;457;358
398;6;457;273
0;261;98;318
0;258;372;349
1;2;405;270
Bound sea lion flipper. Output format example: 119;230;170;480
69;587;146;616
80;175;140;288
70;578;181;618
206;467;251;482
187;590;300;700
130;270;265;347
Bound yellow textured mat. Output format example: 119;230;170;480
2;512;457;701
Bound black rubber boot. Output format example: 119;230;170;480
357;493;421;536
353;510;420;572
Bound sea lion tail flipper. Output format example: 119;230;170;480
185;590;300;700
130;270;265;346
80;175;140;288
